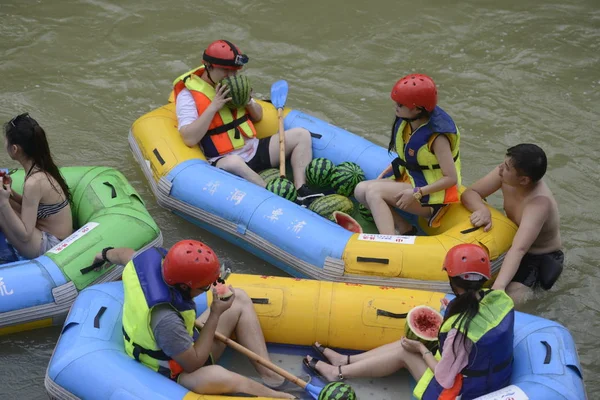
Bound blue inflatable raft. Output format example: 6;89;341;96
45;277;586;400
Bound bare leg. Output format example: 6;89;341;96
306;343;427;382
314;340;406;366
506;282;534;306
196;289;283;385
178;365;294;398
215;155;266;187
268;128;312;188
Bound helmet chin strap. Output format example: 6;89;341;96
205;64;217;86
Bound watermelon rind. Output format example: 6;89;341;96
405;305;443;351
332;211;363;233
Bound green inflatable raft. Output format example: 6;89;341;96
0;166;162;335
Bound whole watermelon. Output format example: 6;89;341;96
259;168;280;185
266;177;297;202
330;162;365;197
306;157;335;189
358;203;374;222
221;74;251;109
318;382;356;400
308;194;354;220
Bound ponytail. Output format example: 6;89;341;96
5;114;72;203
443;276;485;360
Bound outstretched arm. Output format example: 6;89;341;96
461;166;503;231
492;197;550;290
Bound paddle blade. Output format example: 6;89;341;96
305;382;322;399
270;80;289;109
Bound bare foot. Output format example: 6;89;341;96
314;341;350;366
305;355;340;382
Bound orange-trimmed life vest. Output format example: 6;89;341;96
173;66;257;157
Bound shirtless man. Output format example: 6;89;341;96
461;144;562;304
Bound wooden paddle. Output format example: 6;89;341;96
197;320;325;399
270;80;289;178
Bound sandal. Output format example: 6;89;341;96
312;343;351;366
302;356;345;383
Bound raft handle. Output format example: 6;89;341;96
153;148;166;165
80;260;105;275
460;226;481;234
94;306;107;329
541;340;552;364
357;256;389;265
376;309;407;319
251;298;270;305
103;181;117;198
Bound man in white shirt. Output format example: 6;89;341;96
175;40;323;205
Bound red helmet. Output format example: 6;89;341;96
202;40;249;70
442;244;491;281
390;74;437;112
163;240;221;288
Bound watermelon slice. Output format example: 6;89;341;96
404;305;443;351
332;211;363;233
215;282;233;301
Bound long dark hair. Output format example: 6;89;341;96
5;113;72;203
443;276;486;360
387;107;431;155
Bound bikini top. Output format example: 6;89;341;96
24;164;69;220
37;198;69;219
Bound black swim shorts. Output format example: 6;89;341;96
211;137;273;173
511;250;564;290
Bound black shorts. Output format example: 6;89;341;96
511;250;564;290
211;137;273;173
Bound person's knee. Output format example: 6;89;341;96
233;288;252;307
287;128;311;146
354;181;369;199
217;155;247;174
180;365;235;393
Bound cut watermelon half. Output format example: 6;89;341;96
332;211;363;233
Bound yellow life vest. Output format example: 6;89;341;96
393;106;461;205
122;247;200;379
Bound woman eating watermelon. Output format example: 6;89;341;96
354;74;461;235
303;244;515;399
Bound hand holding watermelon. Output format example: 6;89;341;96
208;83;232;112
400;337;426;354
210;283;235;315
0;171;11;187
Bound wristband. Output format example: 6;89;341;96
422;350;432;358
102;247;114;263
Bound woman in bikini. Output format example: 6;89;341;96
0;113;73;259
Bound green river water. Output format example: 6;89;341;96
0;0;598;398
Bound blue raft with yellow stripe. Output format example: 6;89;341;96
44;274;586;399
129;99;517;292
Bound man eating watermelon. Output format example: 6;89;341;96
173;39;324;205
